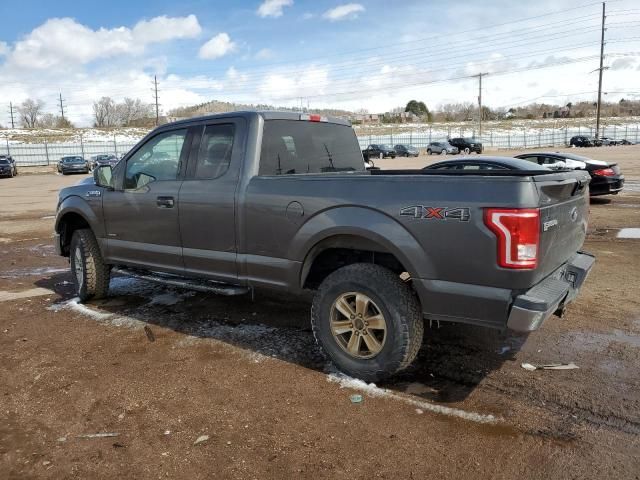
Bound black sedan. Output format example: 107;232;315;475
393;144;420;157
569;135;602;147
515;152;624;196
90;154;119;170
362;144;396;160
57;156;90;175
424;156;551;172
0;155;18;177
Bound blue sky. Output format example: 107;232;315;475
1;0;639;126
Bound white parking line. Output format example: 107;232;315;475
617;228;640;239
0;288;53;302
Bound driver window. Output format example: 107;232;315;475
124;129;188;189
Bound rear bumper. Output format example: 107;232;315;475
412;251;595;332
507;251;595;332
590;176;624;196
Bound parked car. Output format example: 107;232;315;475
90;154;119;170
423;156;549;172
426;141;459;155
362;144;396;160
393;144;419;157
570;135;602;147
0;155;18;177
515;152;624;196
57;156;89;175
55;111;594;381
448;137;482;154
600;137;619;146
619;139;635;145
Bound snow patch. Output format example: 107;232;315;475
49;297;114;321
327;372;498;424
617;228;640;239
0;266;68;279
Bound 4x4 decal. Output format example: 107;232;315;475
400;206;470;221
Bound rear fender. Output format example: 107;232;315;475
292;206;435;286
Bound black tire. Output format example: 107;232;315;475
311;263;424;382
70;229;111;302
463;147;471;155
427;149;432;155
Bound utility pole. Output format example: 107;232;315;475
595;2;606;139
153;75;160;126
473;72;489;138
58;93;65;121
8;102;15;129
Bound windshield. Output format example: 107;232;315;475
0;159;9;165
259;120;364;175
380;144;392;150
463;138;476;142
62;157;84;163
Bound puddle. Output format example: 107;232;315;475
617;228;640;239
563;329;640;351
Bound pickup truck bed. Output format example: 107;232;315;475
54;111;594;381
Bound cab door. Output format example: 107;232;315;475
102;127;194;274
178;118;246;282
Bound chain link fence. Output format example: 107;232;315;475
0;137;139;167
2;123;639;167
355;124;640;150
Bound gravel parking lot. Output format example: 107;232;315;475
1;147;639;479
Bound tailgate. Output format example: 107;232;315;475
533;170;591;281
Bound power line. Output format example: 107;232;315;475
59;92;66;120
473;73;489;137
596;2;607;139
153;75;160;126
8;102;16;129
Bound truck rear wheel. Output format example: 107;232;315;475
70;229;111;303
311;264;424;382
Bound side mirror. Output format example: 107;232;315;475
94;164;113;189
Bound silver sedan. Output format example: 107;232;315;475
427;142;459;155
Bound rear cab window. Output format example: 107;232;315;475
259;120;365;175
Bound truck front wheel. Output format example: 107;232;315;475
311;264;424;382
70;229;111;303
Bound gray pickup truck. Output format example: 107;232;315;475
54;111;594;381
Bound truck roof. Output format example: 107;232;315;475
166;110;352;128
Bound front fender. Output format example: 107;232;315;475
290;206;435;283
55;195;104;236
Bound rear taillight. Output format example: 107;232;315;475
300;113;327;122
593;168;615;177
484;208;540;269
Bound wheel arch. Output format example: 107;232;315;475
55;197;104;257
294;206;435;290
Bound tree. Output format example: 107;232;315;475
405;100;429;117
18;98;44;128
116;97;154;126
93;97;117;127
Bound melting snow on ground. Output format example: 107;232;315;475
326;372;498;424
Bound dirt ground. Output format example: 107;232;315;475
1;147;640;479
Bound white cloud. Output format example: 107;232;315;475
0;41;8;57
132;15;201;44
3;16;201;70
610;57;636;71
255;48;274;60
322;3;365;21
257;0;293;18
198;33;236;60
301;13;315;20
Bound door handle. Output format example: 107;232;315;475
156;196;175;208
